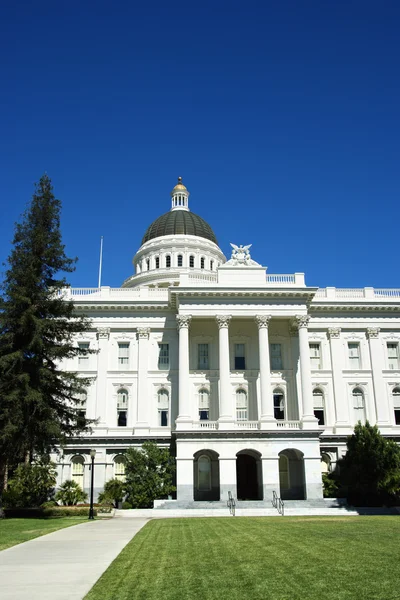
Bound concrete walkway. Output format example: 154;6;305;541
0;517;148;600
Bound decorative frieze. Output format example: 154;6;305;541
255;315;271;329
176;315;192;330
215;315;232;329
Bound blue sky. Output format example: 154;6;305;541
1;1;399;289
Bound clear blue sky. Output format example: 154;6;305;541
1;1;399;289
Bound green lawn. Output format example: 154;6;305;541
85;516;400;600
0;517;87;551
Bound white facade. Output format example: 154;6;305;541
55;179;400;503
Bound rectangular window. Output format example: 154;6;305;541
158;344;169;369
234;344;246;370
348;343;360;369
78;342;89;365
118;342;129;367
198;344;209;370
270;344;283;370
309;343;321;369
387;343;399;370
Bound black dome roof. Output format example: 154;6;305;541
141;209;218;245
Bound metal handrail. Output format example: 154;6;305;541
272;490;284;516
227;491;236;516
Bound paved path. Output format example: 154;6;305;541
0;517;148;600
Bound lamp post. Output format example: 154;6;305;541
88;448;96;520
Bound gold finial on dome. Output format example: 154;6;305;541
172;176;187;192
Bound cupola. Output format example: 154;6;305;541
171;177;189;211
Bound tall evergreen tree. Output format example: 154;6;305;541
0;175;93;486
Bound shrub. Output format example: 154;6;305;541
98;478;126;507
121;501;132;509
55;480;88;506
322;473;339;498
4;506;96;518
2;459;57;508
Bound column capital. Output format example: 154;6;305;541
327;327;341;339
294;315;310;329
255;315;271;329
137;327;150;339
176;315;192;330
215;315;232;329
97;328;110;340
366;327;380;339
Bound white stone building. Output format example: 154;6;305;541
55;178;400;503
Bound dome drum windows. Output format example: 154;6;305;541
352;387;366;424
313;388;325;425
189;255;195;268
157;388;169;427
155;256;160;269
236;388;248;421
165;255;171;268
273;389;285;420
392;386;400;425
177;254;183;267
117;388;128;427
200;257;205;269
198;388;210;421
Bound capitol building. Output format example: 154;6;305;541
55;178;400;503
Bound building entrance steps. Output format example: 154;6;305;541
0;517;148;600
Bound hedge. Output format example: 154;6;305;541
4;506;98;518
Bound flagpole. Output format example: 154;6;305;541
98;236;103;289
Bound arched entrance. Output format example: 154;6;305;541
236;450;263;500
279;449;305;500
193;450;220;501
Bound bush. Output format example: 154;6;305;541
4;506;96;518
55;480;88;506
2;459;57;508
98;478;126;507
121;501;132;509
322;473;339;498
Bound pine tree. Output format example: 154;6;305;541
0;174;93;487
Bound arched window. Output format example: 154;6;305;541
199;389;210;421
392;387;400;425
155;256;160;269
177;254;183;267
157;389;169;427
146;259;150;271
236;389;247;421
198;455;211;491
210;260;214;271
71;456;84;489
189;255;195;268
200;257;205;269
117;389;128;427
114;456;126;482
321;453;331;474
166;255;171;268
352;387;366;424
273;389;285;420
313;388;325;425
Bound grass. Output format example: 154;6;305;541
0;517;87;551
85;516;400;600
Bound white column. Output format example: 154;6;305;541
95;328;110;429
255;315;275;426
327;328;350;431
295;315;318;426
216;315;233;427
135;327;150;433
367;328;391;427
176;315;192;428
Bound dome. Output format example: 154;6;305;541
141;209;218;245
